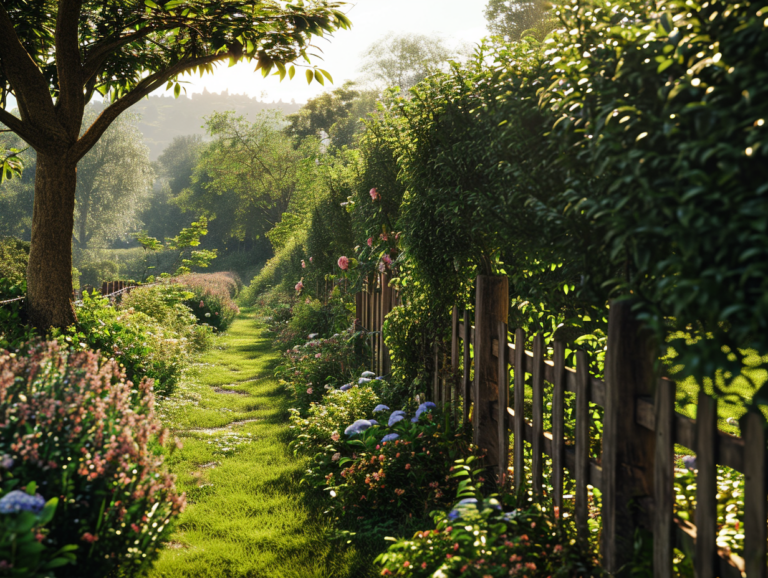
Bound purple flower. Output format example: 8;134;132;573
361;371;375;378
345;420;372;436
373;404;390;413
339;383;354;392
682;456;697;471
0;491;46;514
381;433;400;443
358;377;372;385
368;419;379;426
388;411;406;427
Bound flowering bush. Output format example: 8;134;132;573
0;342;185;577
275;329;369;412
58;291;191;397
173;272;241;331
288;385;381;455
0;482;78;577
302;402;478;533
376;494;598;577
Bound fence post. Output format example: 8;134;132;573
462;308;472;425
473;275;509;470
381;272;392;375
452;306;460;422
601;299;656;572
742;408;767;578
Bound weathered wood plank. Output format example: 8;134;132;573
513;328;526;493
575;349;590;542
653;378;675;577
674;517;745;578
498;321;510;478
462;310;471;425
452;306;459;421
636;394;746;473
742;408;767;578
433;342;440;403
696;392;718;578
552;340;566;514
531;333;545;495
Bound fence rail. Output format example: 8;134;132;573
355;277;768;577
1;280;152;308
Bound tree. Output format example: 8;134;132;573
0;1;350;329
484;0;554;41
73;108;154;250
361;34;454;92
177;111;320;244
0;130;34;240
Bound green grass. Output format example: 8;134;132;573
149;308;377;578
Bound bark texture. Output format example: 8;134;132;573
26;153;78;329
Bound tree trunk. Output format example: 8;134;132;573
26;153;77;330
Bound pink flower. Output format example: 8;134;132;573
199;301;204;308
80;532;98;543
367;237;373;247
370;188;379;200
310;256;313;263
380;232;388;241
332;452;341;461
402;561;410;568
295;281;304;292
337;256;349;270
454;542;460;551
301;260;306;268
553;544;563;554
383;254;392;266
405;463;411;470
331;432;340;441
306;387;313;395
315;353;322;358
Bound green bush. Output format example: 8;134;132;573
242;233;306;304
174;273;240;331
0;279;33;351
0;342;185;577
376;494;598;577
60;292;191;396
78;260;120;288
0;237;29;286
275;329;370;413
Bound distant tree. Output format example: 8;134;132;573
484;0;555;41
73;109;154;250
285;81;378;148
361;34;454;92
177;111;320;245
0;0;350;329
0;130;34;239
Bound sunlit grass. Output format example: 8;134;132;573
149;309;377;578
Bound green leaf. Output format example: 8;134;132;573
306;69;314;84
314;69;324;85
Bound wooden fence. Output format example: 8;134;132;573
355;276;768;577
74;280;138;302
355;272;400;377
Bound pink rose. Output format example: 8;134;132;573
370;188;379;200
301;260;306;268
315;353;322;358
331;432;340;441
332;452;341;461
383;254;392;265
367;237;373;247
337;256;349;270
306;387;313;394
295;280;304;292
380;232;388;241
310;256;313;263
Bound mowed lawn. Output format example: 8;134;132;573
149;309;375;578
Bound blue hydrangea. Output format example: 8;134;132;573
0;491;46;515
373;404;390;413
368;419;379;426
361;371;376;378
388;410;407;427
381;433;400;443
447;509;461;521
683;455;697;471
344;419;372;436
339;383;354;392
458;498;478;505
412;401;438;422
358;377;372;385
375;376;385;380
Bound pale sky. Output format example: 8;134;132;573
165;0;489;103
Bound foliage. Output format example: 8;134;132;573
361;34;457;92
275;329;369;413
0;148;24;184
243;232;308;300
484;0;556;41
73;108;154;250
0;237;29;286
0;342;185;578
302;404;479;537
0;279;33;351
0;483;77;577
77;259;120;288
376;493;598;577
172;273;241;332
58;291;191;397
289;385;382;456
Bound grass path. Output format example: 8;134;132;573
149;309;375;578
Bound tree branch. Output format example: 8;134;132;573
55;0;85;136
0;5;63;143
72;51;230;161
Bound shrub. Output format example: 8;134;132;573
275;329;370;413
0;238;29;286
0;280;34;352
376;494;598;577
0;482;78;577
302;402;478;534
60;292;191;396
78;260;120;288
0;342;185;577
173;273;240;331
288;384;381;455
120;284;215;353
